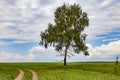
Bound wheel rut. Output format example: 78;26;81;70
14;69;24;80
14;69;39;80
28;69;39;80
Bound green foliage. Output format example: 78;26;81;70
40;3;89;66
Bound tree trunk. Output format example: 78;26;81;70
64;46;68;66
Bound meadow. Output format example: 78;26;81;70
0;62;120;80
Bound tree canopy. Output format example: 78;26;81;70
40;3;89;66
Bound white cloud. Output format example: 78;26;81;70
87;40;120;59
29;45;89;62
0;51;34;61
16;0;39;9
29;40;120;61
14;53;34;60
29;46;61;61
0;0;120;44
100;0;113;8
0;41;11;46
0;52;11;60
0;0;49;42
1;39;120;62
0;0;84;41
30;46;54;52
83;0;120;40
102;38;119;42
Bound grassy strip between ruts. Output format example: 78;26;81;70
21;68;32;80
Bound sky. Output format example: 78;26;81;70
0;0;120;62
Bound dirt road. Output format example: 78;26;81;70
29;69;39;80
14;69;24;80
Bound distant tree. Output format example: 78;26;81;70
114;56;119;74
115;56;119;65
40;3;89;66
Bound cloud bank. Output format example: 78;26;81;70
0;52;34;61
0;0;120;44
88;40;120;59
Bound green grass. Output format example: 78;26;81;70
0;62;120;80
21;69;32;80
0;63;18;80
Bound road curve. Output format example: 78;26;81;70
14;69;24;80
29;69;39;80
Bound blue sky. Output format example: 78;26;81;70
0;0;120;62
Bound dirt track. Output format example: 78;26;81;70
29;69;39;80
14;69;38;80
14;69;24;80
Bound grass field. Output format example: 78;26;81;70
0;62;120;80
0;63;18;80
